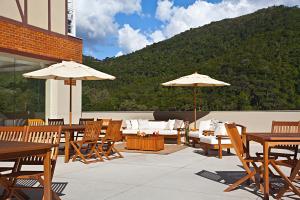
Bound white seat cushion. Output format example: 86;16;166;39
122;129;139;134
200;136;232;145
148;121;167;130
158;129;177;135
189;131;202;138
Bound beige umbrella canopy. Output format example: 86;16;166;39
162;72;230;129
23;61;115;125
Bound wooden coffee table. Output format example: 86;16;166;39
126;135;164;151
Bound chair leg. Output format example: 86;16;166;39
218;147;222;159
227;148;230;154
271;160;300;199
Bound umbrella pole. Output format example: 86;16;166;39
193;86;197;130
69;78;72;126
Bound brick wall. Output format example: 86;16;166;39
0;18;82;63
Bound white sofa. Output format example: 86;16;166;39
122;119;184;145
189;119;246;158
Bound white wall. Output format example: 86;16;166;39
0;0;23;21
82;111;300;132
46;79;82;124
28;0;48;30
51;0;66;34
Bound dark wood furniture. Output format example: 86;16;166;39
71;121;103;164
246;132;300;200
126;135;164;151
0;141;53;200
224;124;263;193
98;120;123;160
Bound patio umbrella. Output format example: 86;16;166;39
23;61;115;125
162;72;230;129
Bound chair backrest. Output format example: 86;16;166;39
82;121;103;142
48;118;64;126
0;126;27;142
105;120;123;141
271;121;300;134
225;123;246;156
79;118;94;125
97;118;111;127
28;119;45;126
24;126;62;163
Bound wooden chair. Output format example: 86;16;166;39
27;119;45;126
76;118;95;140
48;118;65;126
97;118;111;134
4;125;62;200
0;126;26;142
270;121;300;160
270;159;300;199
224;123;264;192
98;120;123;160
71;121;103;164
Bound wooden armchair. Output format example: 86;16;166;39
71;121;103;164
3;125;62;200
98;120;123;160
224;123;264;192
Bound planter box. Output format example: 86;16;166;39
126;135;164;151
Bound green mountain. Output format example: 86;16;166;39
83;6;300;111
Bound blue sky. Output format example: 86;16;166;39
76;0;300;60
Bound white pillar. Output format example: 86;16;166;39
45;79;82;124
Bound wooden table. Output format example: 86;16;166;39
0;141;53;200
126;135;164;151
62;125;85;163
246;132;300;200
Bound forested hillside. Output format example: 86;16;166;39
82;6;300;111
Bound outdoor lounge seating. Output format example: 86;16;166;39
28;118;45;126
122;119;184;145
189;119;246;158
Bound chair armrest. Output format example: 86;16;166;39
203;130;214;136
216;135;230;139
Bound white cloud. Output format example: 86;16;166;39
77;0;141;40
156;0;300;38
115;51;123;57
150;30;166;43
117;24;151;55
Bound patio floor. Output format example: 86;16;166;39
23;144;295;200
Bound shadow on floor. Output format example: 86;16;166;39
14;179;68;199
193;149;235;158
195;169;299;199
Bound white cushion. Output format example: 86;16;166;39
189;131;202;138
125;120;132;129
122;129;139;134
131;120;139;129
214;123;243;136
198;120;212;133
174;119;184;129
200;136;232;145
214;123;227;136
165;119;175;130
138;120;150;130
138;130;155;134
158;129;177;135
148;121;167;130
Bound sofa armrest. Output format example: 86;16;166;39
203;130;214;136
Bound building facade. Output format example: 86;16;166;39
0;0;82;124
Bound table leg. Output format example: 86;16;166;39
65;131;70;163
43;151;51;200
263;142;269;200
246;137;250;185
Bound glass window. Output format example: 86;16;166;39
0;54;47;124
